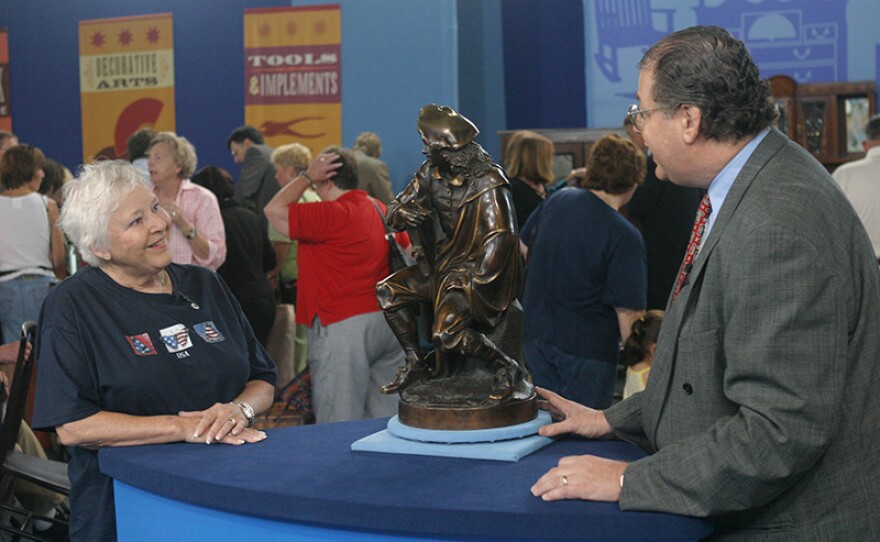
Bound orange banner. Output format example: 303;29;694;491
0;28;11;131
79;13;175;162
244;5;341;154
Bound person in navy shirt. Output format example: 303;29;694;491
520;134;647;409
32;161;276;542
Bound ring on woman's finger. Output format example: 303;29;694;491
561;475;569;486
227;418;236;424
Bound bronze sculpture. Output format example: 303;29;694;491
376;104;535;429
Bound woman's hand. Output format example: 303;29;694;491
306;152;343;183
179;402;260;445
531;454;628;502
535;387;613;439
160;203;183;227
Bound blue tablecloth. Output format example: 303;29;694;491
99;417;713;541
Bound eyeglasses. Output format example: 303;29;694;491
627;103;671;132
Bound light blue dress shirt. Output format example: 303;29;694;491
703;128;770;240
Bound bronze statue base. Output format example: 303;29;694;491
398;393;537;430
397;360;536;430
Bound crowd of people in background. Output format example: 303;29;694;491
0;80;720;440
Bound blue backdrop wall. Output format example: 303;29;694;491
2;0;879;192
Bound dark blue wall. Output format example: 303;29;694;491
501;0;586;129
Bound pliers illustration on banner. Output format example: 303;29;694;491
260;117;326;139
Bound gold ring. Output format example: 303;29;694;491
227;418;236;424
561;475;569;486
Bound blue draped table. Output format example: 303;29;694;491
99;417;713;541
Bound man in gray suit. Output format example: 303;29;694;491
352;131;394;204
228;125;279;221
531;26;880;540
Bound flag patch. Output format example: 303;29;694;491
193;321;225;343
126;333;157;356
159;323;192;353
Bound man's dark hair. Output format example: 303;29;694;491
40;158;66;196
641;25;777;142
0;130;16;146
227;125;265;148
126;128;156;161
191;165;235;201
867;114;880;141
322;146;359;190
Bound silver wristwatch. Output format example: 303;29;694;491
233;400;256;427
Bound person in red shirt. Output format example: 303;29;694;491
264;147;407;423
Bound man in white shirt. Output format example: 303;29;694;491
833;114;880;259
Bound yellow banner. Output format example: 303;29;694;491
244;5;341;154
0;29;11;131
79;13;175;162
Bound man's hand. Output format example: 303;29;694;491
0;341;26;365
531;454;628;502
395;202;432;228
536;387;613;439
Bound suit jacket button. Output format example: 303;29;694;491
683;383;694;395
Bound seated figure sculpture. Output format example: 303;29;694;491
377;105;533;423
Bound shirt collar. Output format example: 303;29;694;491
704;128;770;238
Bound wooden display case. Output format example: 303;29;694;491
770;79;876;168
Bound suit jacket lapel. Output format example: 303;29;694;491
642;128;789;447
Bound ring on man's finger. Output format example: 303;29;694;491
561;475;569;486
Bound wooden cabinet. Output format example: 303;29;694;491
770;78;876;169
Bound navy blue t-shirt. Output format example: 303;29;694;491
521;187;646;362
33;264;276;542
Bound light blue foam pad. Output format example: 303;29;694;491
387;411;550;443
351;411;553;462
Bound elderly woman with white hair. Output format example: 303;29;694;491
32;160;276;542
148;131;227;270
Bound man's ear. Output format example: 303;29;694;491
679;105;702;145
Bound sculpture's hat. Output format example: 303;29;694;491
417;104;479;150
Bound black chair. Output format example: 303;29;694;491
0;321;70;541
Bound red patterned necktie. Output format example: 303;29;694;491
673;194;712;301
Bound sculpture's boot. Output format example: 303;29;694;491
450;330;526;401
381;351;430;394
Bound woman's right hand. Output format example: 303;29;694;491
188;427;267;446
536;387;613;439
306;152;343;183
181;415;267;445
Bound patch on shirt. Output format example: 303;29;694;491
159;323;192;353
126;333;157;356
193;321;225;343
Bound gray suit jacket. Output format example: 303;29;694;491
233;143;279;220
606;129;880;540
354;149;394;204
